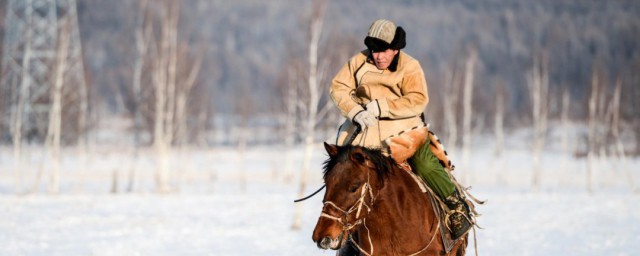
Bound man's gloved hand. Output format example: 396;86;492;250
365;100;381;117
352;110;377;129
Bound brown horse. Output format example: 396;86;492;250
312;143;467;256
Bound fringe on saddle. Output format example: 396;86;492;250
385;124;485;253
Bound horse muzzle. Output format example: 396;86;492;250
316;232;344;250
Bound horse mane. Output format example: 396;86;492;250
322;145;395;183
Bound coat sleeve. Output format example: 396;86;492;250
329;57;365;120
377;60;429;119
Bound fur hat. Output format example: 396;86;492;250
364;19;406;52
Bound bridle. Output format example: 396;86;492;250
319;161;377;255
320;171;375;229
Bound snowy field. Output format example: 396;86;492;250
0;190;639;256
1;130;639;255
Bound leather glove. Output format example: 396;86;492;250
352;110;378;129
365;100;381;117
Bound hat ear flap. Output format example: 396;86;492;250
390;26;406;50
365;36;391;52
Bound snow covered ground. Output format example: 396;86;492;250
0;188;638;255
0;133;639;255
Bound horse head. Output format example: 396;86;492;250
312;142;391;250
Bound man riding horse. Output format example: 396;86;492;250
329;19;473;254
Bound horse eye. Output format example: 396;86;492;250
349;183;361;193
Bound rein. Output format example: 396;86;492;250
293;125;362;203
293;185;325;203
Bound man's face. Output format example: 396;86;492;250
372;49;399;70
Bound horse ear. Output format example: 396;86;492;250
324;142;339;157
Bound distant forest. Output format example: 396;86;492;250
1;0;639;149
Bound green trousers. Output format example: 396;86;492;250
409;138;455;199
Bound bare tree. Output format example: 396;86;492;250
127;0;150;193
442;61;460;151
560;87;571;185
150;8;168;192
526;52;549;192
461;47;477;185
119;0;204;192
67;0;90;193
165;0;180;150
175;45;202;148
587;64;604;194
173;44;203;191
149;0;182;192
609;79;635;192
12;31;32;193
494;80;506;184
233;77;253;193
293;0;328;230
45;20;72;194
494;81;505;158
282;60;302;183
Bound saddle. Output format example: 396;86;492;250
385;125;481;253
384;123;454;171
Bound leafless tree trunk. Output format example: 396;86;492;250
587;66;600;194
237;120;248;193
153;4;170;193
70;1;90;193
494;81;505;157
153;84;171;193
77;63;89;191
293;0;326;230
527;53;549;192
45;20;71;194
596;69;609;181
609;80;635;192
586;64;616;193
127;0;149;193
111;169;119;194
461;48;476;185
176;49;202;148
494;81;506;184
233;74;253;193
152;0;180;193
283;66;299;184
12;30;33;194
560;88;571;184
174;46;202;191
165;0;180;148
443;64;459;150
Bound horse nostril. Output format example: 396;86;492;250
318;237;332;249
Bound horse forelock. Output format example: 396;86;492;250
322;145;394;183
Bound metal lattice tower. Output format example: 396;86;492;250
1;0;86;141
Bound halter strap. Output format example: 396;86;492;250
318;169;375;232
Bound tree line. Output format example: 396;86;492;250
0;0;638;193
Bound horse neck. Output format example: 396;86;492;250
360;166;439;253
372;167;433;224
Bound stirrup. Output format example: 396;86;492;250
445;195;472;239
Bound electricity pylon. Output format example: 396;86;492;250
1;0;87;193
1;0;86;141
